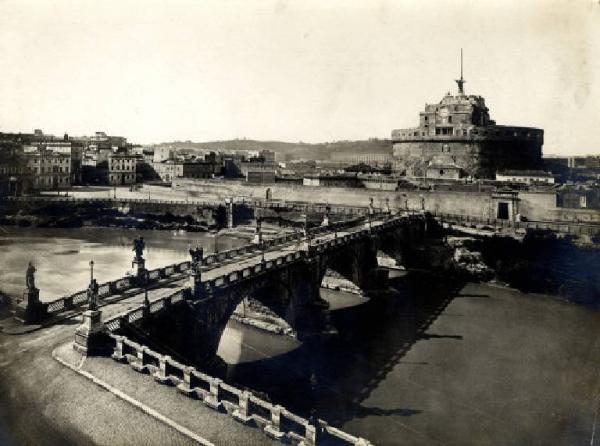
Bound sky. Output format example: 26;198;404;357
0;0;599;155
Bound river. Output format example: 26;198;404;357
1;226;599;445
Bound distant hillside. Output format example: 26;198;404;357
152;139;392;161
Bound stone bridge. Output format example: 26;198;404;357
103;213;429;364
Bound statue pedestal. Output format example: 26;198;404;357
188;270;202;298
15;288;46;325
73;310;103;356
132;257;146;284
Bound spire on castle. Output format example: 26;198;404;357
455;48;466;95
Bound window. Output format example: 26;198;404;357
448;116;453;123
439;169;444;175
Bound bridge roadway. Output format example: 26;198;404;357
0;293;283;446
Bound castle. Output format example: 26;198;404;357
391;53;543;179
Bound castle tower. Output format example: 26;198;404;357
390;53;543;179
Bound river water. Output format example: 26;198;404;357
0;226;243;301
2;226;599;445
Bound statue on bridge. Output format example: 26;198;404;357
132;236;145;262
87;278;99;311
189;245;204;267
25;262;36;291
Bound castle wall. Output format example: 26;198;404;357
392;137;542;178
162;179;600;223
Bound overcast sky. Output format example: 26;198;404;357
1;0;599;155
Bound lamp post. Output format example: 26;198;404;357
89;260;94;282
143;269;150;309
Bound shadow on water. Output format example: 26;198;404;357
213;271;465;426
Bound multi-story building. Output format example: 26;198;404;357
26;150;71;190
152;160;183;182
391;58;543;179
42;137;84;184
108;154;137;185
181;161;219;179
153;147;174;163
0;144;28;196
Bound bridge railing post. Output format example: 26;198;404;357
177;367;195;396
130;345;147;372
265;405;285;440
204;377;223;410
111;335;126;362
304;422;317;445
154;355;171;384
232;390;253;424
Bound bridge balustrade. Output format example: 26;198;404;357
38;214;406;322
164;266;175;276
107;333;373;445
71;290;88;306
127;308;144;324
435;211;600;237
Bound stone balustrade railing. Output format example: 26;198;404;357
103;215;408;332
109;334;373;446
45;262;191;315
104;288;187;333
3;195;223;207
3;195;375;215
41;213;403;322
433;212;600;237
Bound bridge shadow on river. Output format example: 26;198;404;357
121;270;466;427
212;271;466;426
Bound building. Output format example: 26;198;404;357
558;186;600;210
426;159;462;180
152;160;183;182
108;154;137;185
247;169;276;184
43;137;84;184
0;143;28;195
330;152;392;167
181;161;219;179
391;54;543;179
496;170;555;185
259;149;276;166
26;150;71;190
153;147;174;163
